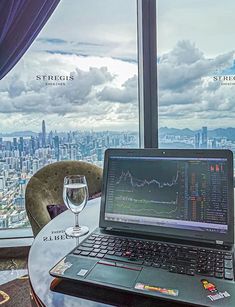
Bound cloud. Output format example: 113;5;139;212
0;64;114;115
31;0;137;60
97;75;137;103
158;40;234;92
0;51;139;132
37;38;67;44
2;37;235;132
51;67;114;106
160;40;204;65
157;40;235;128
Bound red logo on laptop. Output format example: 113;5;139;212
201;279;218;293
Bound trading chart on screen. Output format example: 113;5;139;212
104;156;228;233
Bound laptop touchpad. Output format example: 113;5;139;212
85;262;141;288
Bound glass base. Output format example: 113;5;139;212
65;226;89;238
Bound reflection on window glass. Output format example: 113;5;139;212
157;0;235;163
0;0;138;229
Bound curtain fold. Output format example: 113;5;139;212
0;0;60;80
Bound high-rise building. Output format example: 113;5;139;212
54;136;60;161
42;120;46;147
0;176;5;190
19;137;24;154
201;126;208;149
13;137;17;150
48;131;54;146
19;137;24;170
212;138;217;149
194;132;200;148
30;136;36;155
32;159;39;174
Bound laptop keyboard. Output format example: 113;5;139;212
73;233;234;280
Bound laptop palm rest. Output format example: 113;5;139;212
85;261;142;288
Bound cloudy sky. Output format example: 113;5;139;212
158;0;235;130
0;0;235;133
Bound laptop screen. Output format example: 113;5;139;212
104;154;230;235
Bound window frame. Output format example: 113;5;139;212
137;0;158;148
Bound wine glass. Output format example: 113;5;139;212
63;175;89;238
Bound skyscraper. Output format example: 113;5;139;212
42;120;46;147
194;132;200;149
13;137;17;150
201;126;208;149
54;136;60;161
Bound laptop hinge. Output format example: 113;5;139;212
216;240;223;245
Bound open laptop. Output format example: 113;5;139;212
50;148;235;306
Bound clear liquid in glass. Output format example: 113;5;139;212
63;175;89;238
63;183;88;213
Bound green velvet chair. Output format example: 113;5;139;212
25;161;102;237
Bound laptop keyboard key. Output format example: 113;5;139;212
115;252;122;256
73;249;81;255
224;260;233;269
215;272;223;278
86;239;95;244
186;269;195;276
81;243;93;248
178;267;186;274
224;269;233;280
169;265;177;273
107;251;115;255
101;238;108;242
152;262;161;268
93;244;101;249
215;268;224;273
144;261;152;267
78;247;93;252
89;252;98;257
93;249;101;253
99;249;108;254
80;251;90;256
224;255;232;260
161;264;169;270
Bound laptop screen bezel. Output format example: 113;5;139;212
99;148;234;245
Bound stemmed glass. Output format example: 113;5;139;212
63;175;89;238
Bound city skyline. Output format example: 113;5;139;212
0;120;139;229
1;125;235;136
1;119;235;229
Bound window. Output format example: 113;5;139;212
3;0;232;237
157;0;235;166
0;0;139;233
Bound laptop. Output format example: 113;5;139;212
50;148;235;306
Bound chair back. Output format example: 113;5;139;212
25;161;102;236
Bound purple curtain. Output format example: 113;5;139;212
0;0;60;80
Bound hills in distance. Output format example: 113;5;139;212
159;127;235;142
0;127;235;142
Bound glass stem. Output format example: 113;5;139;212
75;213;80;229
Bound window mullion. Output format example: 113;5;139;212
137;0;158;148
